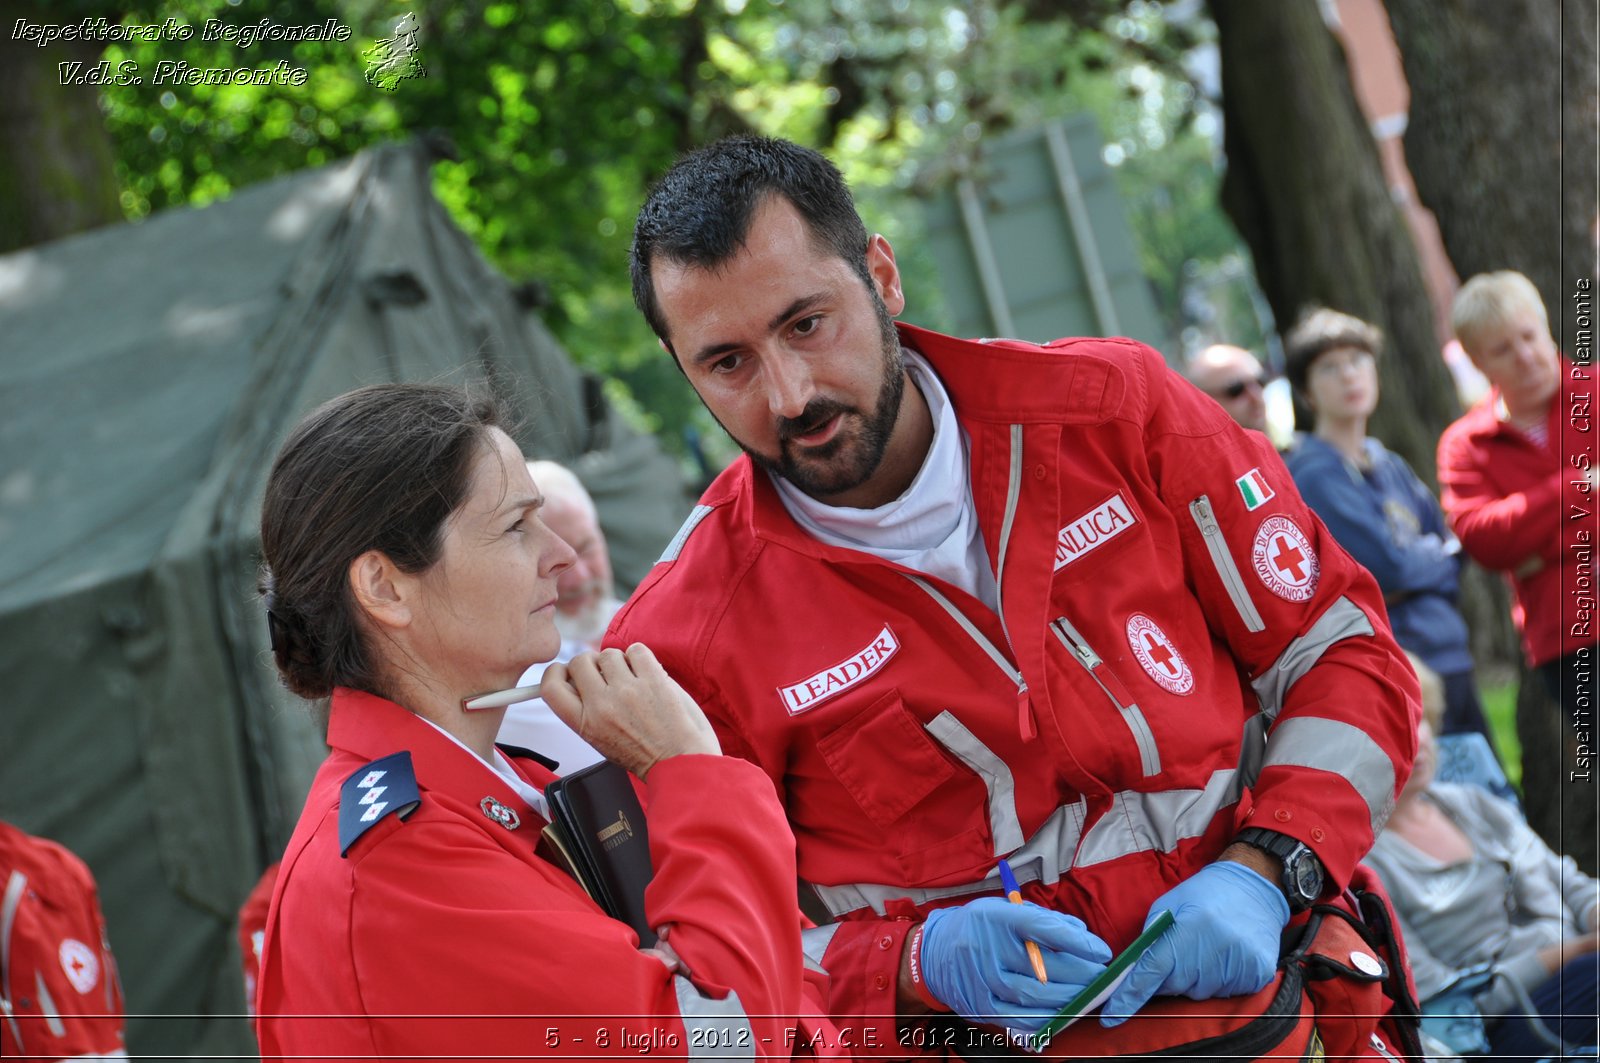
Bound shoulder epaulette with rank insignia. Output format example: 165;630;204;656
339;751;421;857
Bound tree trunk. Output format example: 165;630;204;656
1208;0;1459;487
1387;0;1599;866
1385;0;1598;350
1515;662;1597;873
0;1;124;252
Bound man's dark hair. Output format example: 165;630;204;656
259;382;506;701
630;135;872;347
1282;307;1384;397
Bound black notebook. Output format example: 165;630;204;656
543;760;657;947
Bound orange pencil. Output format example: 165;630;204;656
998;858;1048;983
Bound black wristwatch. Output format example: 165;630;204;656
1235;827;1325;912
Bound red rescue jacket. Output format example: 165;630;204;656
256;688;830;1061
0;820;126;1060
1437;358;1598;666
609;324;1419;1053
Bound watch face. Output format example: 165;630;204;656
1288;851;1323;902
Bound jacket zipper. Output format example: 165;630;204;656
1;871;26;1051
1189;495;1265;632
994;424;1035;739
903;575;1027;701
1050;616;1162;776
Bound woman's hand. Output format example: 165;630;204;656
540;644;720;778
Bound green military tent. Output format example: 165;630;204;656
0;140;689;1056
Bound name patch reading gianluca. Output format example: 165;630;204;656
778;626;900;714
1054;492;1138;570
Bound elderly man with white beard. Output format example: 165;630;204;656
496;460;622;771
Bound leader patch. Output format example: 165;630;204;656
1054;492;1138;571
1126;614;1193;695
778;625;899;714
59;938;98;994
1252;516;1319;601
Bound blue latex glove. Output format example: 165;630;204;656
921;896;1113;1032
1101;860;1289;1027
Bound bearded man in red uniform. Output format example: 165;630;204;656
608;136;1420;1056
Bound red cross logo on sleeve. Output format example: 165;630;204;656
1126;614;1193;695
1252;516;1319;601
1270;536;1307;582
58;938;99;994
1143;632;1178;677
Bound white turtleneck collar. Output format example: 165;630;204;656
771;349;998;611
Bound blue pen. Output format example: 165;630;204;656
998;858;1048;983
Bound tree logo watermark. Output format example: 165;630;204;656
363;12;423;92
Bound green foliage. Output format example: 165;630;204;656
96;0;720;453
86;0;1254;457
1481;679;1523;789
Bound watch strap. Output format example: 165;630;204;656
1236;827;1323;911
1236;826;1300;859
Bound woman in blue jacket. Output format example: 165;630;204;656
1283;309;1496;749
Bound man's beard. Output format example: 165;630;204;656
732;289;906;501
554;587;616;646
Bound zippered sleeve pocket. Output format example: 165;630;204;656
1189;495;1266;632
1050;616;1161;777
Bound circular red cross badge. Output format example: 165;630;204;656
1125;613;1193;695
59;938;99;994
1252;516;1319;602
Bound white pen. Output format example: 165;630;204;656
461;684;541;712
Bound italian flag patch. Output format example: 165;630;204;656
1236;468;1275;510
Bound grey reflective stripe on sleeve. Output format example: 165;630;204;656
36;971;66;1036
800;923;841;975
902;575;1023;688
1250;596;1375;721
995;424;1024;650
0;999;19;1059
811;799;1086;918
924;711;1025;855
1189;496;1265;632
658;504;715;564
674;978;754;1061
1;871;25;1050
1074;768;1242;867
1262;716;1398;832
811;766;1239;917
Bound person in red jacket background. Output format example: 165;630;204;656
235;860;277;1021
615;135;1420;1055
1438;271;1598;727
0;819;126;1061
253;382;834;1060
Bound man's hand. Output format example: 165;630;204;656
916;897;1112;1033
1100;860;1289;1027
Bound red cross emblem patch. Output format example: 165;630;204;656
58;937;99;994
1125;613;1193;695
1251;516;1319;602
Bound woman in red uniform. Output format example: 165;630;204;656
254;383;811;1060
